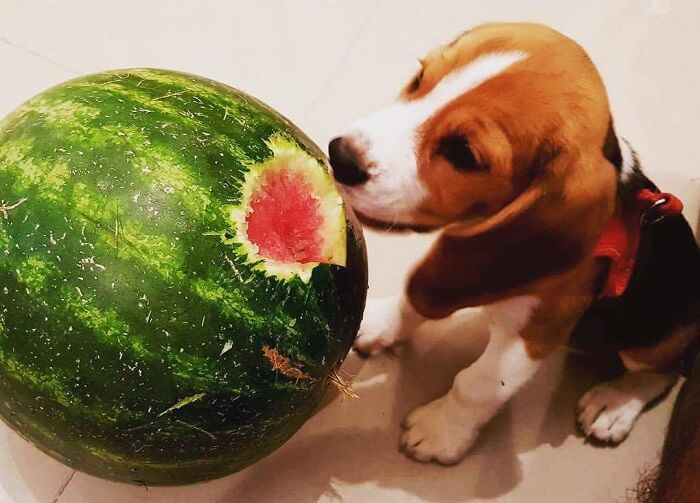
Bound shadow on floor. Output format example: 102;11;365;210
218;309;621;502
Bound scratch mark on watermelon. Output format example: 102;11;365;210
158;392;206;417
220;340;234;356
174;419;216;440
0;197;28;218
151;90;186;102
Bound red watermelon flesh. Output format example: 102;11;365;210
246;169;325;264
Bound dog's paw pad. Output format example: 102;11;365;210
399;396;478;465
577;382;644;444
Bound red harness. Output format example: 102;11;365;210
594;189;684;298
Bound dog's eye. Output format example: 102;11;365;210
437;135;482;172
408;68;424;93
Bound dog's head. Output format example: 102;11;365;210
329;22;619;235
330;22;624;316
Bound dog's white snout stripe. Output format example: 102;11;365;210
398;51;527;125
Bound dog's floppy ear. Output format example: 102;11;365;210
408;145;615;318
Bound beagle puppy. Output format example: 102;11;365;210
328;22;700;465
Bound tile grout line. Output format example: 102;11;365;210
0;34;81;75
304;0;382;113
50;469;76;503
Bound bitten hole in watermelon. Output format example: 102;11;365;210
229;135;347;281
246;169;324;264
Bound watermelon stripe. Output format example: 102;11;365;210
0;207;246;391
0;347;118;419
7;104;225;225
0;139;300;338
7;255;234;400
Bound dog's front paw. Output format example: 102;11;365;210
577;382;645;443
354;297;405;356
400;395;479;465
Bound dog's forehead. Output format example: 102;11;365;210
406;23;585;102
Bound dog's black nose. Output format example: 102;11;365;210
328;137;369;186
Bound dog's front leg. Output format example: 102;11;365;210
400;295;544;464
354;294;427;355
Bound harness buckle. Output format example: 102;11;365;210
641;196;669;225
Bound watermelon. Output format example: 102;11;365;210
0;69;367;485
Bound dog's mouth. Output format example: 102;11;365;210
354;210;438;233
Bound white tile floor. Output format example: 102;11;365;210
1;1;699;502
